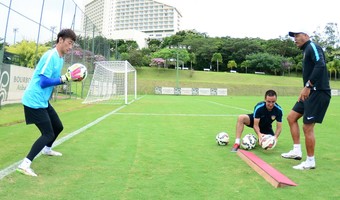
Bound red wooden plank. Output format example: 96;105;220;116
237;149;297;188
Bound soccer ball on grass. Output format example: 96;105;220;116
241;133;257;150
216;132;229;146
260;135;277;150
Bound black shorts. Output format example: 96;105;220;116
246;114;274;136
292;90;331;124
24;103;59;125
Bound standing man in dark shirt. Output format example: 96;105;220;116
231;90;283;152
281;29;331;170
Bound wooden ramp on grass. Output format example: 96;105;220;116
237;149;297;188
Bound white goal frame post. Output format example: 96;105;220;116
83;61;137;104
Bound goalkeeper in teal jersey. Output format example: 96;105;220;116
17;29;79;177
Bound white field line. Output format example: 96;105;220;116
204;100;253;113
0;105;127;180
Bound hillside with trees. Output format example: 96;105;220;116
2;22;340;79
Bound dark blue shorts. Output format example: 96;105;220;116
292;90;331;124
246;114;274;135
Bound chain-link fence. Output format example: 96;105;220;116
0;0;112;107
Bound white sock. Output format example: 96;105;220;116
44;146;51;152
307;156;315;163
235;138;240;144
19;158;32;169
293;144;301;152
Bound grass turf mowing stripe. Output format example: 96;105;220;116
114;113;240;117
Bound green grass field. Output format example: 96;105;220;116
133;68;340;96
0;94;339;199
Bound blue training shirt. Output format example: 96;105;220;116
253;101;283;130
22;48;64;108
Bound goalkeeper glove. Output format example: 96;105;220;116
60;67;83;83
61;72;71;83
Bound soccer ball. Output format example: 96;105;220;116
67;63;88;81
241;134;257;150
261;135;277;150
216;132;229;146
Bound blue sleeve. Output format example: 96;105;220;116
39;75;62;88
275;104;283;122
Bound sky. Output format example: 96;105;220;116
1;0;339;44
81;0;339;39
155;0;339;39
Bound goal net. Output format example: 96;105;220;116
83;61;137;104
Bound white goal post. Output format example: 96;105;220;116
83;61;137;104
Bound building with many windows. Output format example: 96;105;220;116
83;0;182;48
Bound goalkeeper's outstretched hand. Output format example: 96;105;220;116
61;66;84;83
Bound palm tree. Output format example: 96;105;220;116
327;61;336;80
211;53;223;72
189;52;196;70
241;60;251;73
332;59;340;80
227;60;237;72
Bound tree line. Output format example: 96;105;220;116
2;22;340;79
